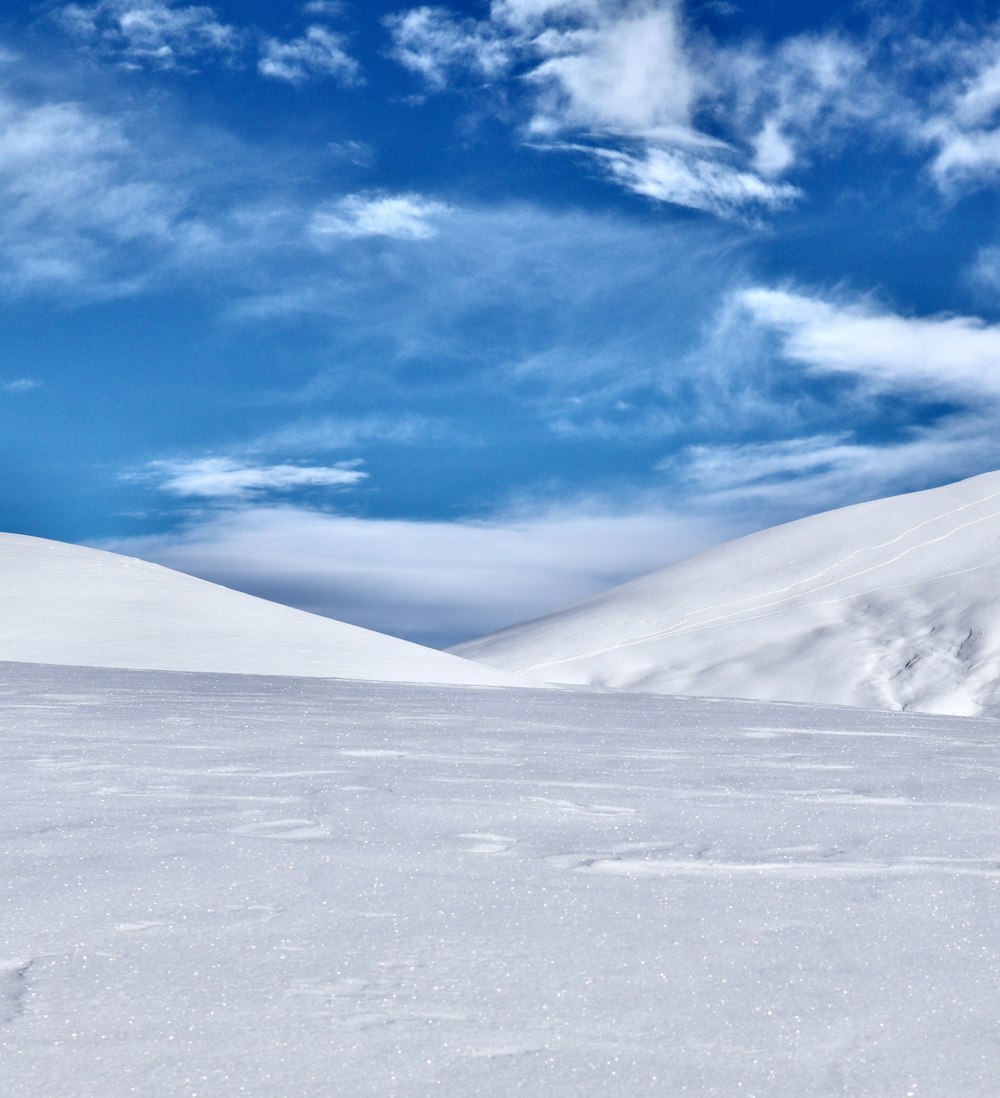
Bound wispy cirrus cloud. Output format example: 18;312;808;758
251;414;444;452
0;63;342;298
668;434;862;493
583;145;800;217
145;457;367;499
0;86;209;294
663;418;1000;522
1;377;40;393
0;63;390;296
309;193;451;240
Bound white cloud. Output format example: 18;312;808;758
927;125;1000;190
621;281;1000;529
492;0;601;32
952;55;1000;127
385;0;849;218
97;499;737;645
326;139;374;166
258;25;361;85
390;5;1000;218
525;3;699;140
1;377;39;393
969;244;1000;295
733;35;874;178
741;287;1000;398
666;420;1000;522
310;193;451;240
0;89;210;294
671;434;861;492
55;0;241;69
385;6;512;88
751;117;795;177
910;30;1000;194
56;0;363;84
146;457;367;498
0;68;383;297
585;145;800;216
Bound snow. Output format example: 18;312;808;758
0;532;526;687
455;470;1000;715
6;482;1000;1093
4;661;1000;1095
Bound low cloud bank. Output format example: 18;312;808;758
99;502;738;647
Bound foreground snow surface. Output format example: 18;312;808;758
5;664;1000;1095
0;534;523;687
456;470;1000;715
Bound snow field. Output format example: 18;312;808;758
3;661;1000;1096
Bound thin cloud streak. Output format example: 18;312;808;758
310;193;451;241
667;418;1000;522
250;414;443;453
145;457;367;499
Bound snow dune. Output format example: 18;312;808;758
455;470;1000;715
0;533;525;687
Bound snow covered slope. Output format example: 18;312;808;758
455;471;1000;715
0;533;525;686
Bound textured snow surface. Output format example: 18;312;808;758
456;470;1000;715
0;533;525;687
4;661;1000;1096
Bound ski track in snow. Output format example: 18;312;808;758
517;486;1000;673
5;661;1000;1096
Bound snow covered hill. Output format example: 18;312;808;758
0;533;525;687
455;470;1000;715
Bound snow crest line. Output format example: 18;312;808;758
518;489;1000;674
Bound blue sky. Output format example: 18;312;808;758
6;0;1000;645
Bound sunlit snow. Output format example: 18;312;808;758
6;480;1000;1095
0;533;524;687
4;661;1000;1095
458;470;1000;716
